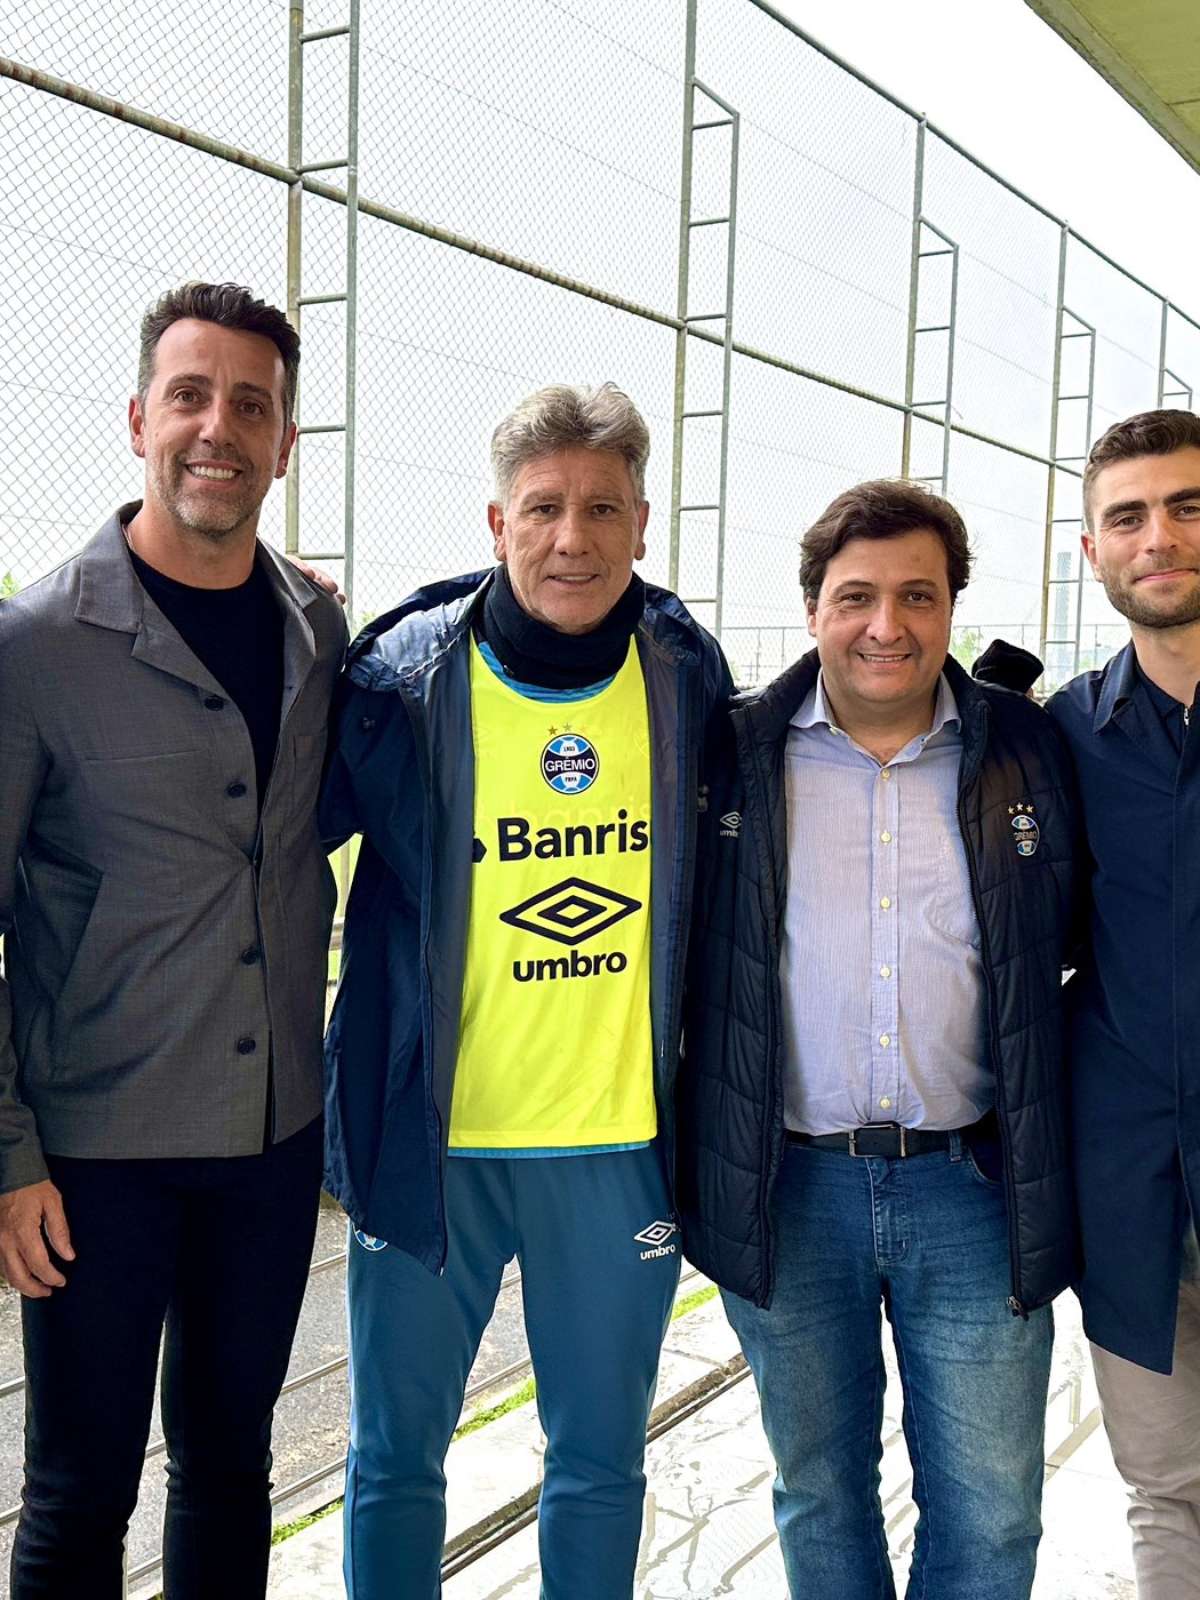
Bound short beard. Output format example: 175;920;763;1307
1099;568;1200;630
150;459;258;542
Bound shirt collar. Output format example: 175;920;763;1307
792;670;960;740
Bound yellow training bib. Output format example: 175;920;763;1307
449;638;656;1149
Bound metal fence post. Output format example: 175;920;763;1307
285;1;304;557
1158;303;1194;410
342;0;360;622
1158;295;1170;408
668;0;699;596
1039;222;1069;657
713;100;740;637
900;117;926;478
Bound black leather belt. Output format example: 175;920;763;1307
785;1112;996;1159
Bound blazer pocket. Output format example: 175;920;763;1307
78;750;209;883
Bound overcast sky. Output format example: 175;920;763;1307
777;0;1200;311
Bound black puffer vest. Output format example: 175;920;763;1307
676;650;1081;1313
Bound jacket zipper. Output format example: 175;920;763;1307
735;707;783;1308
659;658;694;1203
955;767;1026;1317
399;678;449;1274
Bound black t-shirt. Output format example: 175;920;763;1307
127;544;285;807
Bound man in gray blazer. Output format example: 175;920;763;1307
0;282;346;1598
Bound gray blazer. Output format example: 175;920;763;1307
0;506;348;1191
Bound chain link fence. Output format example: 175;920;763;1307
2;0;1199;1588
4;0;1198;689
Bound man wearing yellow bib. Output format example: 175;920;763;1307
321;384;732;1598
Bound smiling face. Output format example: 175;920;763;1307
487;445;649;634
129;317;295;542
1084;446;1200;631
807;528;953;732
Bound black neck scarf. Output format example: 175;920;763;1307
479;565;645;690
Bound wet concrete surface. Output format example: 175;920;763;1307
0;1211;1139;1600
438;1296;1136;1600
266;1291;1136;1600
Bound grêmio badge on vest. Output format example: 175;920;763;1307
1008;801;1040;857
449;638;656;1151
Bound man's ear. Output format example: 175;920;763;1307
129;394;147;460
274;420;298;480
634;500;649;562
805;596;818;639
1081;528;1099;578
488;501;507;561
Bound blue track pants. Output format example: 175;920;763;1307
343;1144;680;1598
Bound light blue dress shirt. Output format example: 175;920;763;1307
780;671;990;1135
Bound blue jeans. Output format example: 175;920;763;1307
722;1138;1053;1600
343;1144;680;1599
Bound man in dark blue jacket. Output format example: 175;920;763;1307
678;478;1078;1599
1048;409;1200;1597
319;383;731;1599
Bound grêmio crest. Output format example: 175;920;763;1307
1008;802;1039;858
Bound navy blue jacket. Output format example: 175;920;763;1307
319;570;732;1271
677;650;1081;1313
1049;643;1200;1373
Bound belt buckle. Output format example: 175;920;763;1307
848;1122;906;1157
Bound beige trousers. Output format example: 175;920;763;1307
1091;1260;1200;1599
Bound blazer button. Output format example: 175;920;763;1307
240;947;261;965
236;1036;257;1055
204;695;226;710
227;781;248;799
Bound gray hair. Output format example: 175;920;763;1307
490;382;650;505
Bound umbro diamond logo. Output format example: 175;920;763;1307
634;1219;679;1260
499;877;642;947
719;811;741;837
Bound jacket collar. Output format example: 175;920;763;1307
741;647;987;759
75;503;322;628
74;502;320;709
1093;641;1139;734
347;566;704;692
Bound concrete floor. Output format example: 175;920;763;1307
268;1291;1137;1599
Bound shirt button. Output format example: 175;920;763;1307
240;947;261;965
879;964;891;978
879;1034;891;1048
204;695;226;710
236;1036;257;1055
880;769;892;782
879;1096;892;1110
880;830;892;843
226;781;248;799
879;896;891;909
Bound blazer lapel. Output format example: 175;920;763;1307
257;542;318;730
75;507;227;697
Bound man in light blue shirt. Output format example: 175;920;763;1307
781;670;989;1136
677;478;1080;1599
